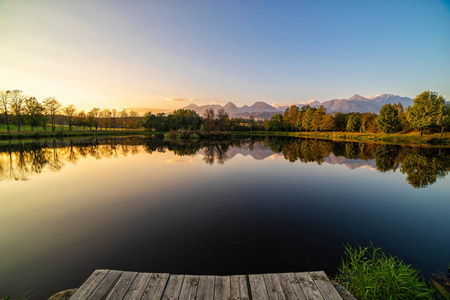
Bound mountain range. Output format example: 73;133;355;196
182;94;414;119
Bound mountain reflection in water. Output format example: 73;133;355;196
0;136;449;189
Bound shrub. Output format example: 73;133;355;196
335;244;433;299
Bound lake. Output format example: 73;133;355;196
0;136;449;299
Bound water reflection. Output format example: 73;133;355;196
0;136;449;188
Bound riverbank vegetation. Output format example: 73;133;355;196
1;89;449;145
335;244;434;299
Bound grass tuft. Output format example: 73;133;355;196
335;244;434;299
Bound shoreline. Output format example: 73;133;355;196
233;130;450;147
1;129;450;147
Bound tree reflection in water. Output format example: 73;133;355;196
0;136;448;188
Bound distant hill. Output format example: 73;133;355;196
319;94;413;114
181;94;414;119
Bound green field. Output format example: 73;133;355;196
0;124;157;140
234;130;450;146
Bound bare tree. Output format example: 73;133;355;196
119;109;128;129
129;110;138;129
101;108;111;130
62;104;77;130
10;90;26;131
87;108;101;130
111;109;117;130
0;90;11;132
43;97;62;131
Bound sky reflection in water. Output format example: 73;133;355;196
0;136;448;299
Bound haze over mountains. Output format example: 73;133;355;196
182;94;413;119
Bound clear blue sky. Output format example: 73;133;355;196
0;0;449;112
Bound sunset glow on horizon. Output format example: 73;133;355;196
1;0;449;113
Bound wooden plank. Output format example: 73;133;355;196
248;274;269;300
70;269;109;300
142;273;170;300
162;274;185;300
295;273;324;300
123;273;153;300
87;270;123;300
263;274;286;300
230;275;249;300
105;271;138;300
197;275;215;300
309;271;342;300
214;276;231;300
179;275;200;300
278;273;306;300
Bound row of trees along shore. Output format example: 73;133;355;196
1;89;449;136
142;90;449;136
0;90;140;132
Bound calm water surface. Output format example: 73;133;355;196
0;136;449;298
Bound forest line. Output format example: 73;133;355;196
1;89;449;138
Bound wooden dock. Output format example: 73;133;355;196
68;269;353;300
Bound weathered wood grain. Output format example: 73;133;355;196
214;276;231;300
263;273;286;300
72;269;352;300
248;274;269;300
86;270;123;300
179;275;200;300
142;273;170;300
70;269;109;300
105;271;138;300
197;275;215;300
295;272;324;300
309;271;342;300
162;275;185;300
230;275;249;300
123;273;153;300
275;273;307;300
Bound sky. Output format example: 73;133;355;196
0;0;449;114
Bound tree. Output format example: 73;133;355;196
320;114;335;131
170;109;203;130
405;91;447;136
311;106;326;132
268;113;285;131
101;108;111;130
333;111;347;131
43;97;62;131
216;108;229;131
129;110;138;129
377;104;401;133
119;109;128;129
248;115;255;132
394;102;410;131
360;113;378;133
436;101;450;137
62;104;77;130
346;114;361;132
10;90;26;131
87;108;101;130
302;107;316;131
111;109;118;130
203;108;215;131
24;97;47;131
75;111;88;130
283;105;299;131
0;90;11;132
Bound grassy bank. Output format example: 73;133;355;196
234;130;450;146
335;244;434;299
0;126;159;140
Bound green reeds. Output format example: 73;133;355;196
335;244;433;299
